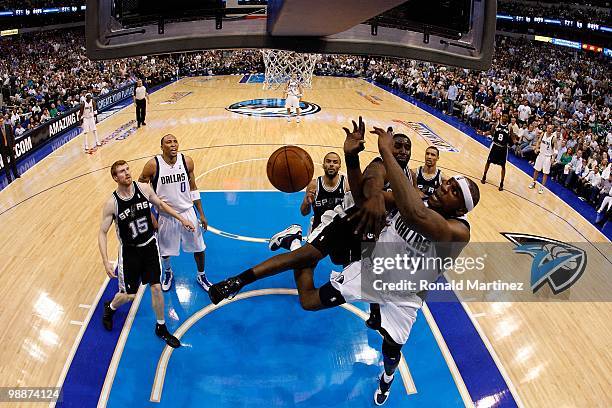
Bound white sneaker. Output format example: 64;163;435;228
269;224;302;251
538;187;544;194
528;182;536;189
296;117;301;123
96;141;102;146
287;116;291;122
196;274;212;292
161;269;174;291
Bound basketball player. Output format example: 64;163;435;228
139;134;211;292
285;74;303;123
268;152;349;252
98;160;196;348
79;93;100;152
481;113;516;191
210;120;480;405
208;118;413;304
529;124;557;194
415;146;444;198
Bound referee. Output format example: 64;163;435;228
134;79;149;128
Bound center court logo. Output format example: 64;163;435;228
227;99;321;117
502;233;587;294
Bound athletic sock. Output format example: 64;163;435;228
289;239;301;251
109;303;116;311
162;257;172;271
157;320;165;325
383;373;394;383
198;270;205;277
237;268;256;285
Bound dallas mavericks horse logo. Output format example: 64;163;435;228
227;99;321;117
502;233;587;294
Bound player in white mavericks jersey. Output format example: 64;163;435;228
207;119;480;406
79;93;100;152
139;134;211;291
285;74;304;123
529;124;558;194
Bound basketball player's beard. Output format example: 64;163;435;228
324;169;338;179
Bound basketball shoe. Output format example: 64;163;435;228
102;301;115;331
155;323;181;348
268;224;302;251
161;268;174;292
208;277;243;304
374;373;394;405
196;273;212;292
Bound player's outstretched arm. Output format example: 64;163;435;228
373;127;461;243
185;155;207;229
138;158;157;184
342;117;367;205
138;182;196;232
98;197;117;278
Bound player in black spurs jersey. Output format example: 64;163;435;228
269;152;349;252
481;113;517;191
99;160;195;348
415;146;444;198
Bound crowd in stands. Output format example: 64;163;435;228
363;36;611;224
498;0;611;25
1;29;610;223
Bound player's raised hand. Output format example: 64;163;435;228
343;116;366;156
371;126;394;155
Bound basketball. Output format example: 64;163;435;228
267;146;314;193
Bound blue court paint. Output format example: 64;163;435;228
88;192;513;407
239;74;251;83
56;279;128;408
247;74;266;84
370;81;611;239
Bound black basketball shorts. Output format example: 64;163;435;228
117;238;162;294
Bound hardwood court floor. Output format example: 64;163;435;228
0;76;610;407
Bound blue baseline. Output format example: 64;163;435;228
369;80;612;239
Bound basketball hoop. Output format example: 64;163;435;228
261;49;320;90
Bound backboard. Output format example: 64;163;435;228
86;0;496;70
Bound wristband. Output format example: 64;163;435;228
191;191;200;201
345;154;360;169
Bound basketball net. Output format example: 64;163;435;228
261;49;320;90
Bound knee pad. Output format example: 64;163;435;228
318;281;346;308
382;338;402;368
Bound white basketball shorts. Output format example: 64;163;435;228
534;154;552;174
285;95;300;109
157;208;206;257
330;261;420;345
82;117;97;133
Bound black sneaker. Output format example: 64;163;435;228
208;277;243;304
365;303;381;330
102;301;115;331
155;324;181;348
374;374;394;406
